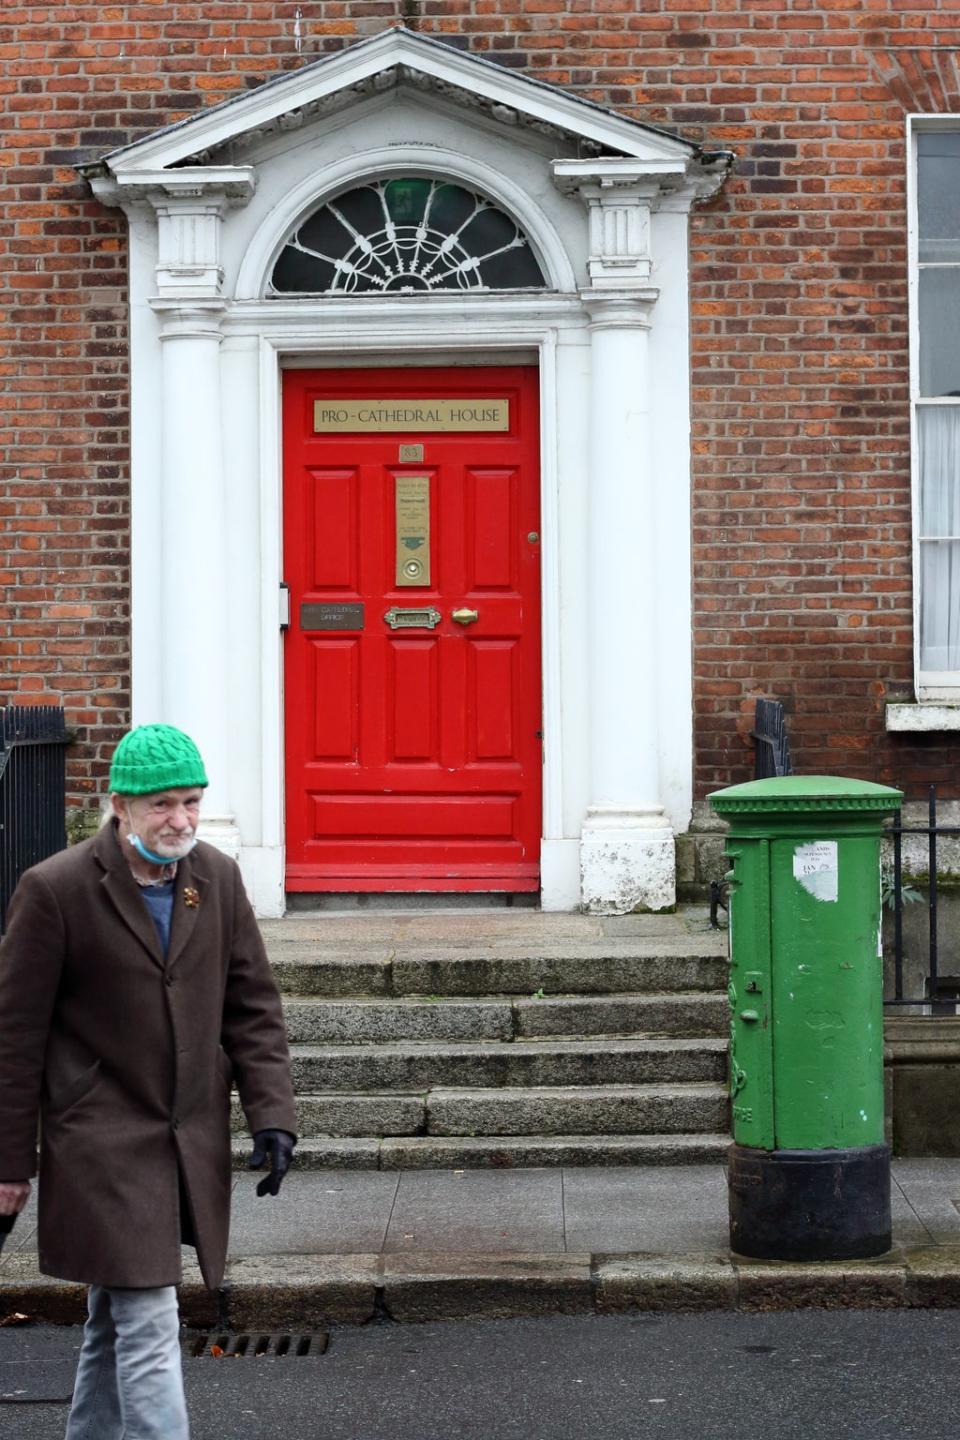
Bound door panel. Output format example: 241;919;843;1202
283;366;541;890
310;469;360;589
311;641;359;763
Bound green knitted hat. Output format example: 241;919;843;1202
108;724;209;795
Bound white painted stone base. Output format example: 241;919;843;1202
580;809;676;914
197;815;242;863
540;839;582;912
237;846;286;917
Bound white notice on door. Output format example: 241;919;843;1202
792;840;838;903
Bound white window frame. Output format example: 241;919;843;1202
908;114;960;700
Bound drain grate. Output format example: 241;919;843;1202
186;1332;329;1359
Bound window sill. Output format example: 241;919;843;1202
886;703;960;732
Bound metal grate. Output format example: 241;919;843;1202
185;1332;329;1359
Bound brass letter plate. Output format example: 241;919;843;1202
384;606;442;630
395;475;430;587
313;399;509;433
300;602;365;631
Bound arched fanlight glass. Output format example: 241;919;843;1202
268;176;547;295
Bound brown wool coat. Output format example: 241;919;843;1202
0;824;297;1290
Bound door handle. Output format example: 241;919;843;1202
451;608;479;625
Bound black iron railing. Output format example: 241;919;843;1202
885;786;960;1012
0;705;70;933
709;699;793;925
751;698;792;780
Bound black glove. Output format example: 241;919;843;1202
248;1129;295;1197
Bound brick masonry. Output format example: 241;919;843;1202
2;1;958;813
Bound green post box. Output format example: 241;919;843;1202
708;775;902;1261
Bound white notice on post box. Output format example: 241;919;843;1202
792;840;838;903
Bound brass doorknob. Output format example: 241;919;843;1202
451;608;479;625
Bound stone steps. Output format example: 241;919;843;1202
280;992;727;1044
231;1132;730;1170
255;912;731;1169
284;1037;726;1091
267;942;728;999
233;1082;728;1139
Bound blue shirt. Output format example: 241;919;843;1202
139;880;176;959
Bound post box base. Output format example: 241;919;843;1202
728;1142;891;1261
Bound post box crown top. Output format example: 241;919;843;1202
708;775;903;816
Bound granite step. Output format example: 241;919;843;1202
426;1083;729;1138
512;992;727;1039
229;1132;731;1170
268;941;728;999
286;1037;727;1091
280;992;727;1044
234;1082;729;1140
232;1091;424;1139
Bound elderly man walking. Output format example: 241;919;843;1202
0;724;297;1439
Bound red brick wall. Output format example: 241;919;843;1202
2;1;957;809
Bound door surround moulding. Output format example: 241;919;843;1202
80;26;732;915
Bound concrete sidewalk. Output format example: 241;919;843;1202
6;1160;960;1324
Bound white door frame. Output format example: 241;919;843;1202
248;304;578;915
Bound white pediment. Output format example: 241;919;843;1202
82;26;704;182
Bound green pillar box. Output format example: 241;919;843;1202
708;776;902;1261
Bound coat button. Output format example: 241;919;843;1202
165;975;175;987
172;1118;180;1130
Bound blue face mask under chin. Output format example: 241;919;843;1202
127;832;197;867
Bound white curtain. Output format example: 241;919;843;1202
919;406;960;672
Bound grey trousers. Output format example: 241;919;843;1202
64;1284;189;1440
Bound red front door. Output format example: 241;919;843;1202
283;367;542;891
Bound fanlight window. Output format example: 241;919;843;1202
269;177;547;295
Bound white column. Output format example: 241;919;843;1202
553;161;682;913
137;177;253;861
155;302;240;859
579;291;675;913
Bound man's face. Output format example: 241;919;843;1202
112;787;203;860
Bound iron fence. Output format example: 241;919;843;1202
885;785;960;1012
0;705;70;933
709;699;792;925
751;698;792;780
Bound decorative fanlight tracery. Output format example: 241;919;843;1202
268;176;547;295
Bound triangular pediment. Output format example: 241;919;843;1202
85;27;701;180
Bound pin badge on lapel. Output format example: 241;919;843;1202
183;887;200;909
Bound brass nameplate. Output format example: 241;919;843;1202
313;399;509;433
384;606;442;630
396;475;430;587
300;602;365;631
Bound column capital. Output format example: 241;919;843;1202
580;288;659;329
554;159;673;290
88;167;255;302
150;189;230;300
150;298;227;341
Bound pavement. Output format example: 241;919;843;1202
6;1159;960;1325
